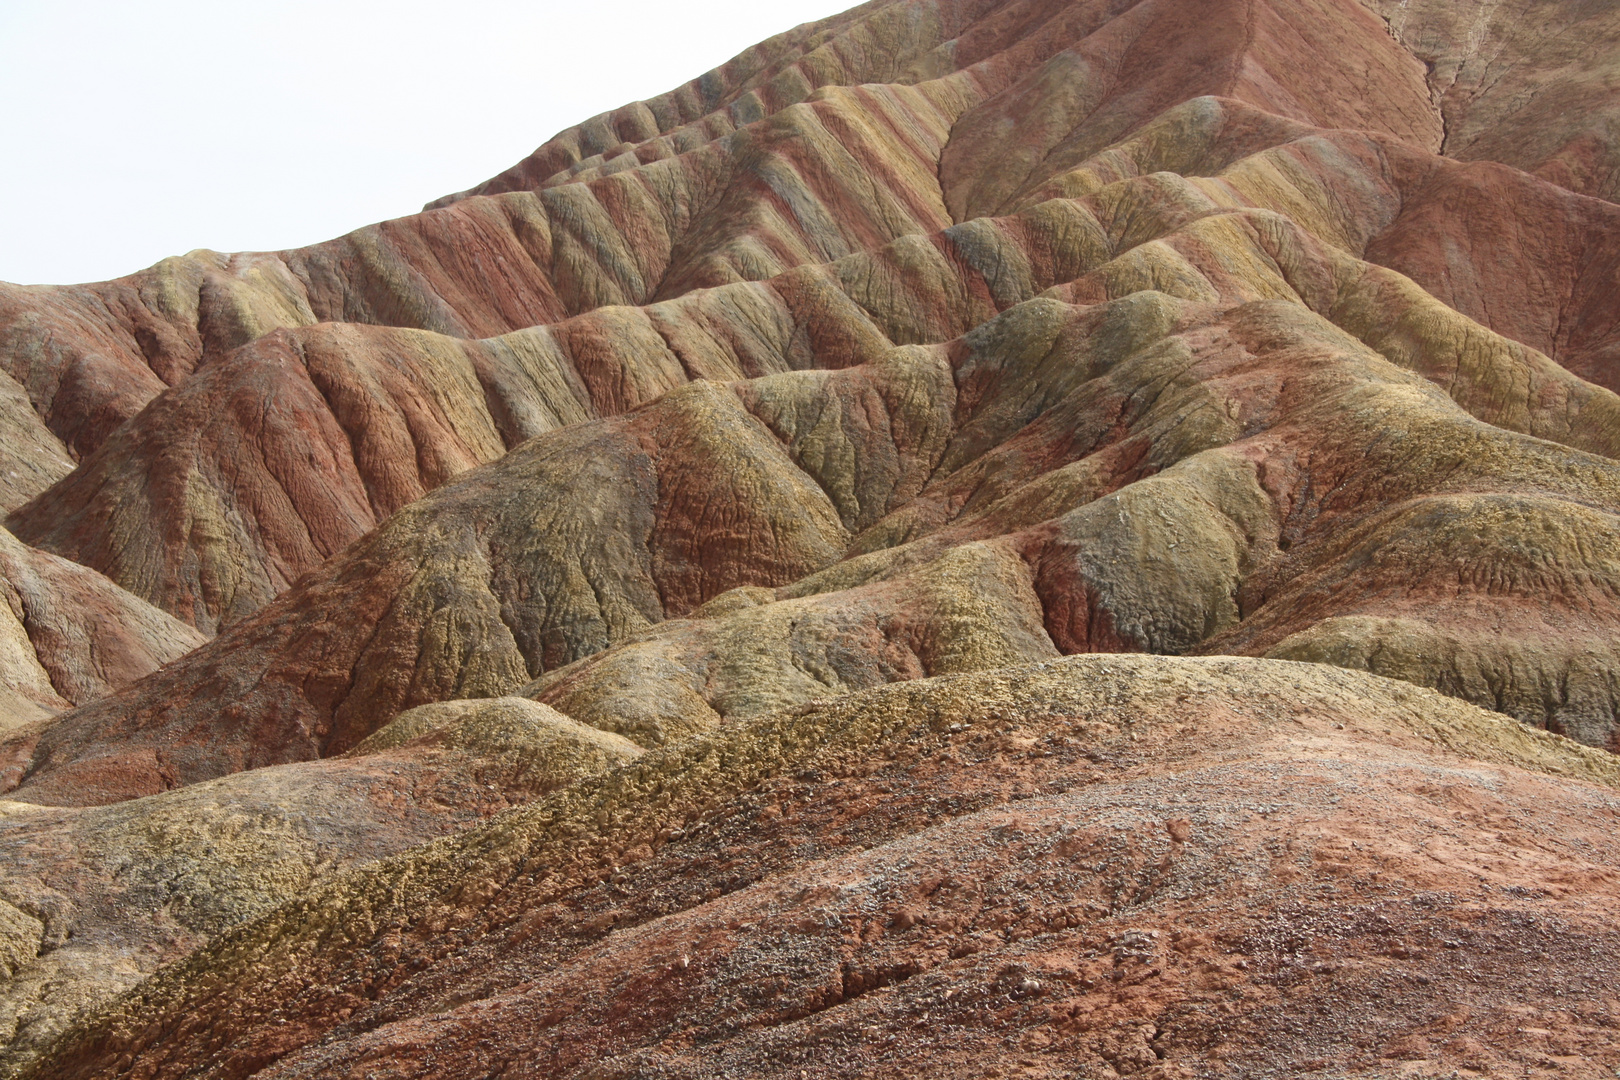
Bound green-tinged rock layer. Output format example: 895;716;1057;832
3;2;1620;1072
23;657;1620;1079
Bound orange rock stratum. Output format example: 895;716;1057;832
2;1;1620;1077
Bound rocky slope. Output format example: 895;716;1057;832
4;1;1615;634
0;696;639;1073
23;659;1620;1079
1;0;1619;1076
0;528;202;732
10;195;1620;805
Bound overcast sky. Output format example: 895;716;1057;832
0;0;846;285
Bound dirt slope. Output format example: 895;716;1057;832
0;1;1618;1076
23;659;1620;1079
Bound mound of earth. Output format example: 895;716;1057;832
24;659;1620;1079
0;528;201;733
0;696;638;1072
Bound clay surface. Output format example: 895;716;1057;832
0;528;202;733
0;0;1618;1076
26;659;1620;1079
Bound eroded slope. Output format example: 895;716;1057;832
3;2;1620;1074
24;659;1620;1079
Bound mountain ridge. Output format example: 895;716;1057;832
2;1;1620;1076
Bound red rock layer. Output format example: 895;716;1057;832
12;91;1620;640
9;269;1619;804
0;528;203;732
1359;0;1620;202
15;0;1616;467
0;2;1618;1076
23;660;1620;1079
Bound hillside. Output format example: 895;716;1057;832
1;1;1619;1076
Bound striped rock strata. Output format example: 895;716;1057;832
0;1;1619;1077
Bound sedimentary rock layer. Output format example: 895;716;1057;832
1;1;1619;1075
12;94;1620;641
9;0;1616;469
10;242;1620;805
0;697;639;1072
24;659;1620;1079
0;528;202;733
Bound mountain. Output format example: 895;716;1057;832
0;528;202;733
25;659;1620;1079
1;0;1619;1076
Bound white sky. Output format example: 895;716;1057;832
0;0;848;285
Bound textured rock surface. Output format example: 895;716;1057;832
0;696;638;1073
1;0;1620;1075
22;659;1620;1079
11;276;1620;805
1360;0;1620;202
0;529;202;733
11;98;1620;640
0;374;73;516
4;0;1614;471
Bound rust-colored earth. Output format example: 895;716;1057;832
1;1;1619;1076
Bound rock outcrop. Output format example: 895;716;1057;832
11;97;1620;641
1;0;1619;1075
24;659;1620;1079
0;529;202;733
10;269;1620;805
1360;0;1620;202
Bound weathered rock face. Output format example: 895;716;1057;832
23;659;1620;1080
6;0;1615;470
11;267;1620;804
2;0;1620;1076
0;696;639;1073
0;375;73;516
11;97;1620;642
0;528;203;733
1358;0;1620;202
